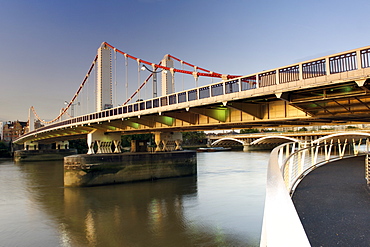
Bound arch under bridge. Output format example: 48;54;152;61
209;131;344;151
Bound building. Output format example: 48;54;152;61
2;121;28;142
0;120;44;142
0;122;4;141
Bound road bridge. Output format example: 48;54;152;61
208;130;366;150
14;43;370;153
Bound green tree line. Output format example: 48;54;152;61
0;141;11;158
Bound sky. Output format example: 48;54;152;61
1;0;370;122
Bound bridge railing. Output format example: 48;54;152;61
15;45;370;142
260;137;370;246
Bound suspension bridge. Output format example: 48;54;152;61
13;42;370;152
11;42;370;245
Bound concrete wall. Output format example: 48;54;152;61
64;150;197;187
14;149;78;162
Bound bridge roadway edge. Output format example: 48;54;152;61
63;150;197;187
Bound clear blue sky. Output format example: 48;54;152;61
1;0;370;121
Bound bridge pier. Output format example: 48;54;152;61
62;131;192;187
64;150;197;187
154;132;183;152
56;140;69;150
87;129;121;154
14;141;77;162
24;141;39;150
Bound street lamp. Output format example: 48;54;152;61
141;64;167;98
140;64;167;74
64;101;80;118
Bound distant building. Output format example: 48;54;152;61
2;121;28;142
0;120;44;142
0;122;4;141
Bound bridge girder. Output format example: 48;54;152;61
162;111;198;125
226;102;264;119
281;81;370;117
188;106;230;122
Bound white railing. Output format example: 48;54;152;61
260;134;370;246
366;155;370;185
260;142;310;247
283;138;369;194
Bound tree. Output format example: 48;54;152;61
0;141;11;157
240;128;259;134
182;131;206;145
69;139;88;154
121;134;154;147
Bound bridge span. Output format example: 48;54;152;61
208;130;369;150
14;43;370;153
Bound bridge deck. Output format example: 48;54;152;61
292;156;370;246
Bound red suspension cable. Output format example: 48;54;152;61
32;55;98;124
31;42;241;125
104;42;240;79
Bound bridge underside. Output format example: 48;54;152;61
19;80;370;144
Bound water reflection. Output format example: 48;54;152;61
63;176;197;246
1;151;268;246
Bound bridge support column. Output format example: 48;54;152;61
87;129;121;154
56;141;69;150
154;132;182;152
24;141;38;150
243;144;250;152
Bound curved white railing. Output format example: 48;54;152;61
260;134;370;246
260;142;310;247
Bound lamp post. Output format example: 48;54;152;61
64;101;80;118
141;64;167;98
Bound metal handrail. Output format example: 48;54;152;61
260;135;370;246
282;139;369;195
260;142;310;247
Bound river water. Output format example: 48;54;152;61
0;151;269;247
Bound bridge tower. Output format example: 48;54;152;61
28;107;35;132
96;43;113;111
161;55;174;96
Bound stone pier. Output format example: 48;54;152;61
14;149;78;162
64;150;197;187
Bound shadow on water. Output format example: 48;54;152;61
4;154;264;247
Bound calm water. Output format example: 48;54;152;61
0;151;269;247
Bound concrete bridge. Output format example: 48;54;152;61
208;130;368;150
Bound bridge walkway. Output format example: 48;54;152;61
292;156;370;246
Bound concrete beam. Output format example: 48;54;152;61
163;111;198;124
152;115;174;126
226;102;263;119
189;107;229;122
124;117;153;128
